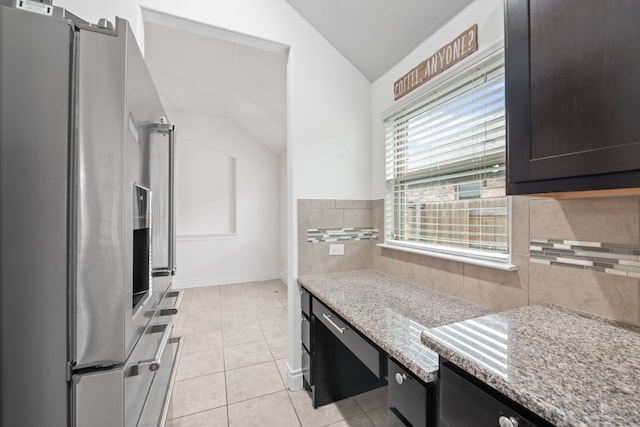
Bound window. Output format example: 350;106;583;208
384;52;511;267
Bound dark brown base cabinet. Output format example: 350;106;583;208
300;288;387;408
389;358;436;427
505;0;640;195
299;287;435;426
439;360;553;427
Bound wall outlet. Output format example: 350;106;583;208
329;244;345;256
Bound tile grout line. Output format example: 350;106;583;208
166;405;228;423
227;388;291;409
219;293;230;427
286;389;305;427
362;411;377;427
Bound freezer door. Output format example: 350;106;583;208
137;336;180;427
74;369;124;427
73;320;175;427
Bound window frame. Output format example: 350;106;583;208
379;41;516;271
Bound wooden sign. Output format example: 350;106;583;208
394;24;478;100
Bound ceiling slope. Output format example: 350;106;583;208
285;0;474;81
144;20;288;154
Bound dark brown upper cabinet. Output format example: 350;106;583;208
505;0;640;196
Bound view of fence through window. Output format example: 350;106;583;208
385;54;508;255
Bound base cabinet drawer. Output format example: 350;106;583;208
388;358;429;427
302;314;312;352
301;287;312;317
439;361;552;427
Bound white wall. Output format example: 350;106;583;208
371;0;504;197
169;112;280;288
176;139;236;236
56;0;373;390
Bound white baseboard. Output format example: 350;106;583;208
280;270;288;284
172;272;280;289
286;361;303;391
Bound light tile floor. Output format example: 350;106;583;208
167;280;388;427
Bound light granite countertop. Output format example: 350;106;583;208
297;270;490;383
421;304;640;427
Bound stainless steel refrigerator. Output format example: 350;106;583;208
0;2;181;426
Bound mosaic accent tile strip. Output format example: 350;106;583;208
307;227;379;243
529;238;640;277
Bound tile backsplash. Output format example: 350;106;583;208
298;200;375;275
526;197;640;325
530;238;640;278
307;227;379;243
298;196;640;326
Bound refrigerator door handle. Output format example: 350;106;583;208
168;125;176;276
145;121;176;277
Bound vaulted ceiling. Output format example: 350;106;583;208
143;1;475;154
144;16;288;154
285;0;475;81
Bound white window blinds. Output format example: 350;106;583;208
384;53;508;259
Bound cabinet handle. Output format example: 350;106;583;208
322;313;346;334
395;372;407;384
498;416;519;427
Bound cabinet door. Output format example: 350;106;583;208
506;0;640;194
388;359;430;427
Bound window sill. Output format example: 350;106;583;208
377;242;518;272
